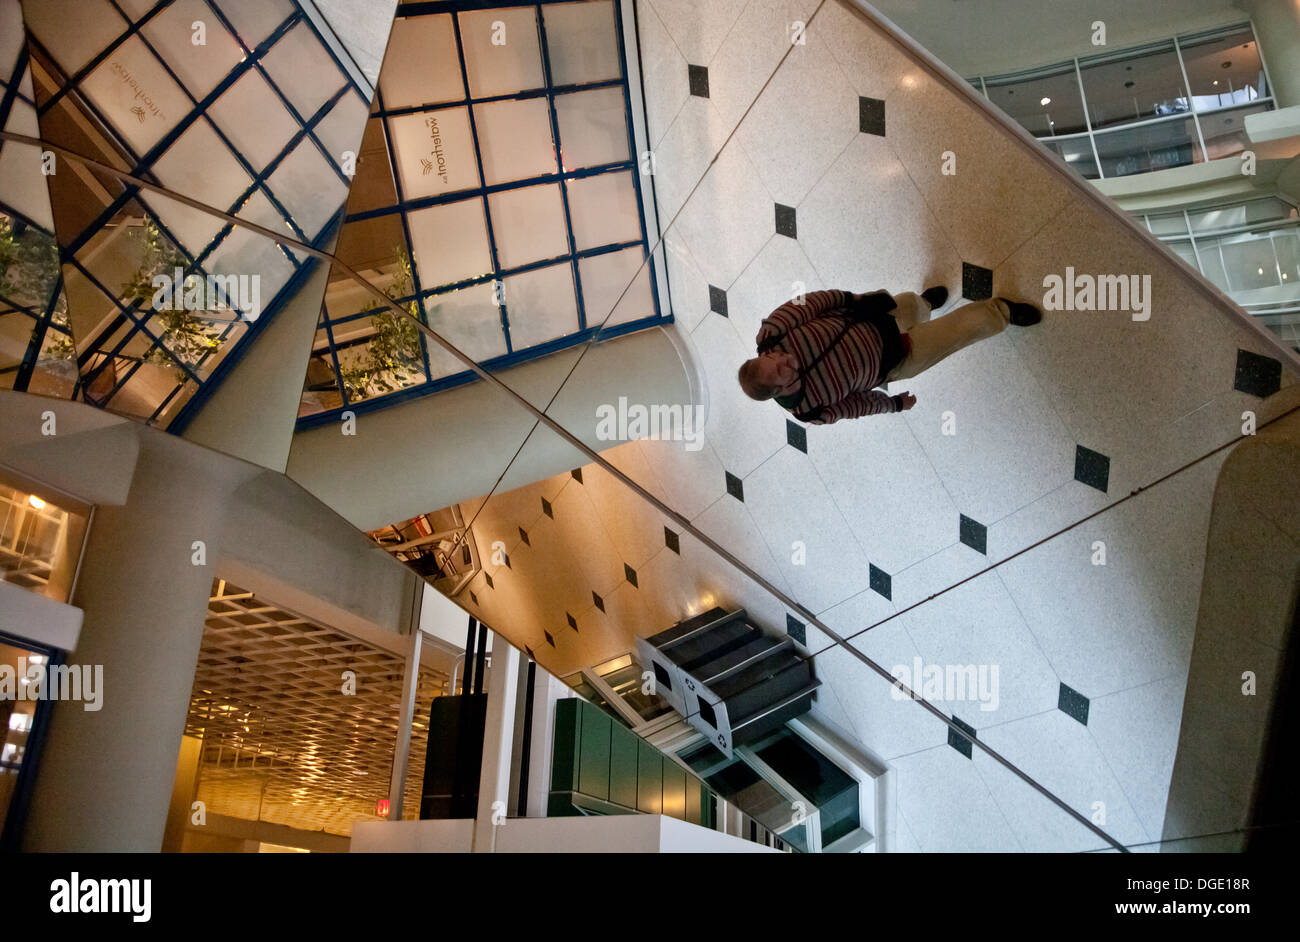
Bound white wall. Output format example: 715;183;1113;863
349;814;775;853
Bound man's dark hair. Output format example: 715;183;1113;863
738;358;778;401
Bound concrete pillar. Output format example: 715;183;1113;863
1247;0;1300;110
22;437;246;851
181;262;331;473
285;326;697;530
161;735;203;852
472;636;519;852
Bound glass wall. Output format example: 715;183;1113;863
15;0;371;426
1135;195;1300;342
968;24;1273;180
0;634;59;849
297;2;666;425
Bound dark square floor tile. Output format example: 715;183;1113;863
570;467;583;484
544;630;555;648
502;552;511;569
786;614;806;646
959;513;987;555
786;419;807;453
518;526;530;546
869;563;892;600
541;496;553;518
470;591;478;606
1074;444;1110;492
961;261;993;301
485;572;494;589
709;284;728;317
725;471;744;501
592;591;605;612
859;95;886;135
624;563;638;587
1234;349;1282;398
1058;683;1090;725
948;715;976;759
688;63;709;97
665;526;680;554
566;611;577;630
775;203;797;238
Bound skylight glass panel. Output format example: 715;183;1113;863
379;14;464;109
459;6;545;98
542;1;621;86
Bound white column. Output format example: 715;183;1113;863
22;437;245;851
472;636;519;852
182;262;330;473
387;621;423;820
1246;0;1300;110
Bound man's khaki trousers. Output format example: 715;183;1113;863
885;291;1011;383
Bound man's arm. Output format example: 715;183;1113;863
755;289;854;351
803;390;910;424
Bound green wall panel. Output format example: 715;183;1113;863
577;705;612;800
662;762;686;820
550;698;581;793
551;698;718;827
609;723;640;809
637;739;663;814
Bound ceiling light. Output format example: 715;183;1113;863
1040;96;1051;106
27;495;45;509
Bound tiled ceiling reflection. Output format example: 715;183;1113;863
14;0;373;427
184;580;447;837
298;0;666;425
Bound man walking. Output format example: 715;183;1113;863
736;285;1041;424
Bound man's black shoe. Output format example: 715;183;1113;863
1001;298;1042;326
921;285;948;309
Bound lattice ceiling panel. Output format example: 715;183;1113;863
185;579;446;837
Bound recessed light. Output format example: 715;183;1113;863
27;495;45;509
1040;96;1051;106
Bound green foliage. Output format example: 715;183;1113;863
0;215;60;309
124;221;226;382
338;248;426;401
0;215;75;365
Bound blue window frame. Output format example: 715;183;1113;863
13;0;373;428
295;0;669;429
0;630;64;852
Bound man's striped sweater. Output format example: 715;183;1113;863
755;289;906;424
